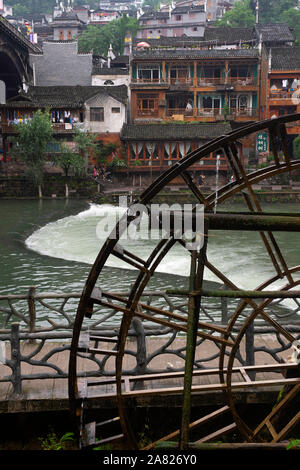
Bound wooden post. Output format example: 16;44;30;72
245;321;255;380
180;222;208;449
11;322;22;396
28;286;36;335
193;60;197;87
220;284;228;324
132;313;147;376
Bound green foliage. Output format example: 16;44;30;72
97;141;118;164
251;0;298;24
54;143;84;177
215;0;255;27
78;15;139;56
293;134;300;158
6;0;57;15
9;109;53;186
107;155;128;169
286;439;300;450
142;0;161;11
281;8;300;44
39;430;75;451
73;129;96;154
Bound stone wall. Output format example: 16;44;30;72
0;174;98;199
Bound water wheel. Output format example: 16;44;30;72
68;114;300;450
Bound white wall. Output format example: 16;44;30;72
92;74;130;87
84;93;126;133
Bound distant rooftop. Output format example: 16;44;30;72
132;48;260;60
121;122;232;141
270;46;300;71
5;85;128;108
254;23;294;44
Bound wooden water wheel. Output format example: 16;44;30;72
69;114;300;450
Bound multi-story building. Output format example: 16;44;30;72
121;38;269;183
267;46;300;151
0;85;128;165
136;4;206;39
130;45;268;123
89;9;122;25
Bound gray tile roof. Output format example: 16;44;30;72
121;122;232;141
254;23;294;43
29;41;93;86
204;26;254;44
5;85;128;108
132;48;259;60
270;47;300;70
92;66;129;75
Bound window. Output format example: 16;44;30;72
59;30;64;40
90;107;104;121
111;107;120;113
104;80;114;85
175;15;181;21
137;93;159;116
137;64;159;82
67;30;73;40
130;142;158;160
170;66;189;83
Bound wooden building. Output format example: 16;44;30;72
121;122;233;186
0;85;128;163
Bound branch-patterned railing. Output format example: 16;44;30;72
0;286;299;396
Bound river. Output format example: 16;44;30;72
0;198;299;324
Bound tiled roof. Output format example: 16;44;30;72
132;48;259;60
92;66;129;75
29;41;93;86
270;47;300;71
121;122;232;141
204;26;254;44
5;85;128;108
254;23;294;43
133;36;204;46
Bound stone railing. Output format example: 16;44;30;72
0;287;299;396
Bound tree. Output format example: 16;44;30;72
55;143;84;177
6;0;57;15
215;0;255;27
281;8;300;44
73;129;96;173
293;134;300;158
54;143;84;198
9;109;53;198
78;15;139;56
253;0;298;24
96;141;118;166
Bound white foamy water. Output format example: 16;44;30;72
25;203;300;309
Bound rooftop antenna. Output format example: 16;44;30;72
255;0;259;24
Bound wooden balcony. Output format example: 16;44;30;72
1;121;78;134
164;107;258;120
268;89;299;106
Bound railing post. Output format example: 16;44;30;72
245;321;255;380
221;284;228;325
132;315;147;375
28;286;36;335
10;322;22;396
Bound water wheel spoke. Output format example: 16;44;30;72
268;128;280;167
277;123;291;167
181;170;208;207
